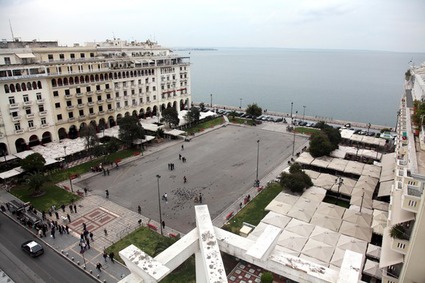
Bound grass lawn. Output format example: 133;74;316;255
105;227;196;283
186;117;225;135
11;184;79;211
10;148;138;212
295;127;320;135
222;182;283;234
229;117;257;126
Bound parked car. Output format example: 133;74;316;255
21;240;44;257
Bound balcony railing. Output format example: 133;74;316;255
23;101;32;106
106;98;114;103
107;109;114;113
76;93;84;98
96;89;103;94
65;94;73;100
15;129;24;134
86;91;94;96
98;111;105;115
97;100;104;105
89;113;96;118
77;104;85;109
11;116;21;122
68;117;76;122
41;124;49;128
29;126;37;131
66;105;75;111
26;113;35;119
87;102;95;107
105;88;112;93
9;103;19;109
36;99;45;105
78;115;86;121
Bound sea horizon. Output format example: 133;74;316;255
177;47;425;127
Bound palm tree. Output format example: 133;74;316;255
389;223;406;240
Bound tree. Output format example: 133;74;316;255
185;107;200;124
323;127;341;150
161;107;180;128
280;164;312;194
105;138;121;154
118;115;145;147
229;110;238;120
199;102;205;111
261;272;273;283
246;103;262;117
309;132;333;158
390;223;407;240
21;153;46;173
26;172;45;195
80;124;99;150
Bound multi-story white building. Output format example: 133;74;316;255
379;64;425;283
0;38;191;154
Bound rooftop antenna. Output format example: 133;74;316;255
113;32;116;40
9;19;15;40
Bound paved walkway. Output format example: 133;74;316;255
0;118;308;282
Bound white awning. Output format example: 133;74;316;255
390;189;415;225
164;129;185;137
377;181;392;197
16;53;36;58
0;168;22;179
379;226;404;268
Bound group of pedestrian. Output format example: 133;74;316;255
102;251;115;263
79;223;95;252
48;220;70;239
162;193;168;202
168;163;175;170
103;168;110;176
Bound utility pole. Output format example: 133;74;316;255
156;175;163;235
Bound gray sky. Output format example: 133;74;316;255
1;0;424;52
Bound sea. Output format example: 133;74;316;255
177;48;425;127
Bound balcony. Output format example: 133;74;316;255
26;113;35;119
98;111;105;115
11;116;21;122
116;107;122;111
68;117;76;122
122;84;128;89
87;102;95;107
41;124;49;129
56;119;66;125
114;85;121;90
9;103;19;109
66;105;75;111
86;91;94;96
76;92;84;98
77;104;85;109
124;105;130;110
115;97;121;101
105;88;112;93
65;94;73;100
39;111;47;117
131;85;136;89
123;96;130;100
139;93;144;97
106;98;114;103
23;101;33;106
97;100;104;105
29;126;37;131
107;109;114;113
15;129;24;134
89;113;96;118
391;237;410;255
78;115;86;121
96;89;103;94
36;99;45;105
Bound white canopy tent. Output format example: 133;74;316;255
342;209;372;227
363;259;382;279
309;226;341;247
366;243;381;259
339;221;372;242
310;215;342;232
265;200;293;215
285;218;315;237
261;211;291;229
277;230;309;252
301;239;335;263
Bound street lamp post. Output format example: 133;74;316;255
303;106;306;122
240;98;242;109
292;125;296;156
63;146;67;168
156;175;163;235
255;140;260;186
335;177;343;204
210;93;212;108
290;102;293;120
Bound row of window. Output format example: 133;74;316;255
48;52;95;61
14;118;47;131
4;81;43;93
51;69;156;87
8;93;43;105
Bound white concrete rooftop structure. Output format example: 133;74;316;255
118;205;364;283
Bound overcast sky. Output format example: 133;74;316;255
1;0;424;52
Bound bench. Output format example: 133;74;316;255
133;152;140;156
225;211;234;220
169;233;177;238
77;191;84;197
257;186;264;192
147;223;157;231
63;185;70;191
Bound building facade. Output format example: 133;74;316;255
0;38;191;154
379;64;425;283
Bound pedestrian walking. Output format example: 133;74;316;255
103;169;106;176
181;144;184;150
86;238;91;249
48;209;52;217
55;211;59;220
38;229;43;238
84;187;88;195
104;228;108;236
61;204;65;212
41;211;46;220
137;205;141;214
179;154;181;160
183;176;187;183
65;225;69;234
90;232;94;241
105;190;109;198
58;225;63;235
73;204;77;213
107;169;110;176
83;223;87;230
138;219;142;225
69;205;73;213
103;251;108;262
162;220;165;229
109;252;115;263
199;193;202;204
163;193;168;202
51;228;56;239
96;262;102;272
67;213;71;222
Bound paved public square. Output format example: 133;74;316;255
77;124;307;233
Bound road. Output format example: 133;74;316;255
78;124;307;233
0;213;96;283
